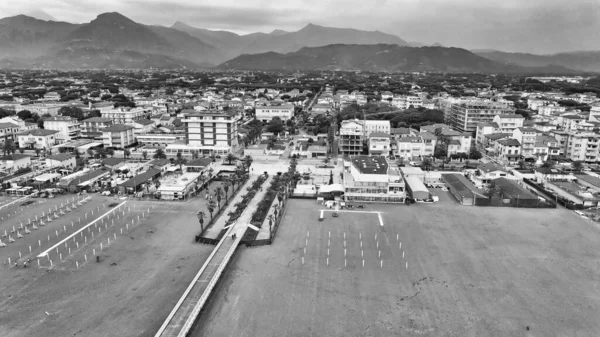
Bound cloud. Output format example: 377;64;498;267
0;0;597;53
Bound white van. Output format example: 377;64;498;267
408;161;417;166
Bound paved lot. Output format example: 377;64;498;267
0;196;215;337
193;199;600;337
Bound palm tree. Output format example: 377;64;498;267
142;150;148;160
243;155;253;172
207;201;215;221
225;153;237;165
144;180;152;193
267;214;274;238
3;139;16;156
197;211;206;232
214;187;223;209
154;148;166;159
208;167;214;180
175;151;187;171
272;204;279;219
223;181;230;202
277;192;284;207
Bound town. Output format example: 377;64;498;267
0;69;599;337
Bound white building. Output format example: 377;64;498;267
364;120;390;137
101;107;152;124
100;125;136;149
342;156;405;203
255;104;294;122
43;116;81;143
17;129;59;149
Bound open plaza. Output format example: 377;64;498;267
192;197;600;337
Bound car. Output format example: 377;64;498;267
441;187;448;191
357;204;365;209
332;212;339;217
101;190;111;196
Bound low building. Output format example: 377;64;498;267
100;125;136;149
46;153;76;169
118;168;162;194
0;154;30;172
255;104;294;122
342;155;405;203
475;162;508;186
16;129;59;149
132;119;156;133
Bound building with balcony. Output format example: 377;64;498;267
166;109;241;157
81;117;113;139
101;107;152;124
16;129;58;149
339;119;364;157
100;124;136;149
565;132;600;163
364;120;391;137
342;155;405;203
368;132;391;157
136;133;186;147
512;127;538;159
447;101;515;134
492;114;524;133
493;138;521;165
43;116;81;143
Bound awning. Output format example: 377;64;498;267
319;184;345;194
35;173;61;182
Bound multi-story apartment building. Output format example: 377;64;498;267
166;110;241;157
17;129;59;149
447;101;515;134
493;138;521;165
342;156;405;203
368;132;391;157
538;105;566;116
512;127;538;158
558;115;586;131
101;125;135;149
0;122;22;144
395;134;437;159
255;104;294;122
101;107;152;124
565;133;600;163
339;119;364;157
21;103;63;116
43;116;81;143
533;135;560;163
81;117;113;139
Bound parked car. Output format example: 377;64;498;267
101;190;111;196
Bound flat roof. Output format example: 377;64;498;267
351;156;388;175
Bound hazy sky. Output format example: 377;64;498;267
1;0;599;54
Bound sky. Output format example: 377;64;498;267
1;0;599;54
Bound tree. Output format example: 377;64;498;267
267;117;285;135
267;214;274;238
175;151;187;171
17;110;32;120
225;153;237;165
329;170;334;185
58;106;84;120
197;211;206;232
573;160;583;171
434;146;447;159
2;139;16;156
154;148;166;159
243;155;253;172
106;149;115;158
95;147;107;159
542;159;556;168
422;157;433;171
142;150;148;160
123;149;130;159
37;119;44;129
223;181;230;202
192;150;199;160
207;201;215;221
323;157;330;165
214;187;223;209
517;160;526;170
86;148;94;158
18;148;24;154
469;147;482;160
34;148;41;157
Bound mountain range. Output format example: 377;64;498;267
217;44;578;74
0;12;597;73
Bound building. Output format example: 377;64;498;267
564;132;600;163
100;124;136;149
132;119;156;133
46;153;76;169
447;101;515;133
101;107;151;124
43;116;81;143
364;120;391;137
512;127;538;159
0;154;30;172
0;122;21;144
368;132;391;157
494;138;521;165
21;103;62;116
81;117;113;139
167;109;241;157
339;119;364;157
342;156;405;203
492;114;524;133
16;129;59;149
255;104;294;122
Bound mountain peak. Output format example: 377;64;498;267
270;29;288;36
92;12;136;25
301;23;322;30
